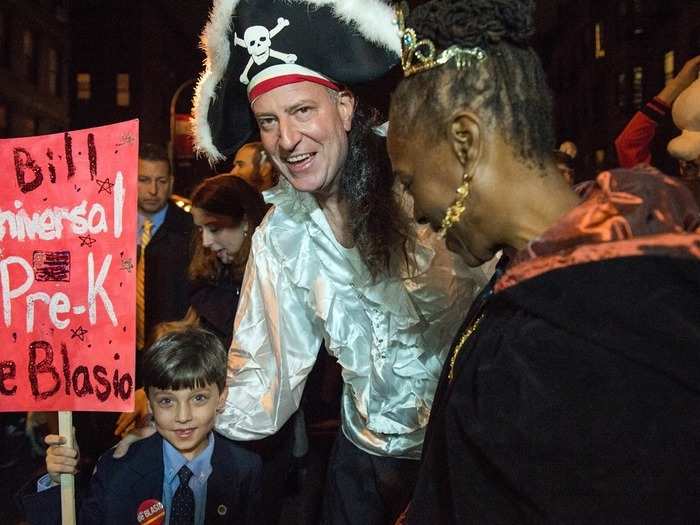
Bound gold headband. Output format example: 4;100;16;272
396;2;486;78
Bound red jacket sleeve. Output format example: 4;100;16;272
614;97;670;168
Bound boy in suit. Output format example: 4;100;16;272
19;328;262;525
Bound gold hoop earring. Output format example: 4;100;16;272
438;172;473;238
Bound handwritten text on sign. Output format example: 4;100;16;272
0;120;138;412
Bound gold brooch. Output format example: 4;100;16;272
395;2;487;78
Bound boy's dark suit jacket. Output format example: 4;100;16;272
19;432;262;525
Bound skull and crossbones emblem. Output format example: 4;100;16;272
234;17;298;84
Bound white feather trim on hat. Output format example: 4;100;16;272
193;0;400;162
192;0;239;162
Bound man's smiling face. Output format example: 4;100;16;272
252;81;355;196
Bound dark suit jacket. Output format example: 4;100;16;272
188;276;241;349
19;432;262;525
144;202;193;340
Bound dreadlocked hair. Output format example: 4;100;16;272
340;102;415;280
392;0;554;168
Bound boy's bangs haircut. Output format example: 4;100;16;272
142;328;227;392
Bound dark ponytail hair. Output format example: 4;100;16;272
189;175;267;282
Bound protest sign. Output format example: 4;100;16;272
0;120;138;412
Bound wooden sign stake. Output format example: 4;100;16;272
58;411;76;525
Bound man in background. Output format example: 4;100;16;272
229;141;278;192
136;143;193;349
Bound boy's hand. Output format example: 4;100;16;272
112;424;156;458
114;388;150;437
45;434;79;484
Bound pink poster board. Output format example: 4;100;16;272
0;120;138;412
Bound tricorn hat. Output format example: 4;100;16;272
193;0;401;163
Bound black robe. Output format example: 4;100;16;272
407;169;700;524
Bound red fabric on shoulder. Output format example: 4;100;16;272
614;97;671;168
496;168;700;292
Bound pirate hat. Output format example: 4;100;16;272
193;0;401;162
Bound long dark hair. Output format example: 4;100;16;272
189;175;267;282
340;103;415;279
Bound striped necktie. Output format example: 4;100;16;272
136;218;152;349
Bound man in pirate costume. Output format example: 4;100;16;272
189;1;487;523
387;1;700;523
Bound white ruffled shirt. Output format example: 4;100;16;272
216;180;487;459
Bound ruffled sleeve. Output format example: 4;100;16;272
406;224;490;355
215;207;323;441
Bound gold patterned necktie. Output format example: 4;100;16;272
136;218;152;349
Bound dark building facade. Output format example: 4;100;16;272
536;0;700;180
0;0;71;138
69;0;208;194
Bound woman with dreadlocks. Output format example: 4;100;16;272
388;0;700;523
